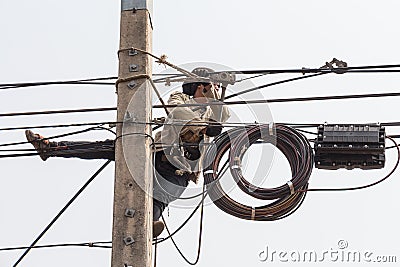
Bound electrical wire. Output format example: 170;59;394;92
0;121;119;132
0;241;112;251
0;107;116;118
153;90;400;109
0;77;117;90
152;161;233;265
225;73;326;99
160;184;205;265
2;62;400;90
4;92;400;120
153;161;230;248
214;63;400;75
12;160;111;267
152;63;400;85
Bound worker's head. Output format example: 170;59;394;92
182;67;215;97
182;81;212;98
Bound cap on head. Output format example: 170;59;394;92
182;67;215;96
191;67;215;78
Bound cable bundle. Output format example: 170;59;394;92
202;124;314;221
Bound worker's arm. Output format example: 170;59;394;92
167;91;198;120
202;86;231;123
167;92;208;139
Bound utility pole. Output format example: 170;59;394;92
112;1;153;267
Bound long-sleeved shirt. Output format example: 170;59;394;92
154;90;230;182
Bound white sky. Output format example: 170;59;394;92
1;0;400;266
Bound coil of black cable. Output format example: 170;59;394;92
202;124;313;221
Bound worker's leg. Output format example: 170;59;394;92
152;150;189;221
48;140;115;160
25;130;115;161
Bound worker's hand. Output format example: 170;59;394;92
202;85;220;100
205;118;223;137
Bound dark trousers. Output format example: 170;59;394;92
48;140;189;221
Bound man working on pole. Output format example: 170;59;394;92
25;67;230;238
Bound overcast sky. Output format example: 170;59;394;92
1;1;400;266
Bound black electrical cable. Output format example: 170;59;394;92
153;160;230;245
152;63;400;85
0;148;35;152
0;121;118;132
0;241;112;251
0;152;38;159
235;73;269;83
225;73;326;100
213;63;400;75
161;185;205;265
0;107;116;118
0;77;117;90
12;160;112;267
153;91;400;109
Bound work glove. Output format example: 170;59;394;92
205;118;223;137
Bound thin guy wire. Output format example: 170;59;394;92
12;160;112;267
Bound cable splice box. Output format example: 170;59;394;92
314;124;385;170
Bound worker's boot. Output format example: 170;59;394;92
153;221;165;238
25;130;51;161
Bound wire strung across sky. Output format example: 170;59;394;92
0;241;112;252
0;77;117;90
2;90;400;119
12;160;112;267
213;63;400;75
2;119;400;144
2;62;400;91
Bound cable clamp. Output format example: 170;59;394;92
251;207;256;220
269;122;274;136
231;165;241;170
287;181;295;195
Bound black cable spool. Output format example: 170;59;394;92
203;124;314;221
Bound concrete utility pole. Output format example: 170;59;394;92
112;1;153;267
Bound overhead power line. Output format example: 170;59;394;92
0;121;119;132
4;90;400;118
225;73;326;99
0;77;117;90
154;91;400;108
3;62;399;91
217;63;400;75
0;241;112;251
0;107;116;118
